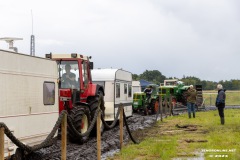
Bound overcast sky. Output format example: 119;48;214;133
1;0;240;82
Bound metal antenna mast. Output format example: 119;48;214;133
30;10;35;56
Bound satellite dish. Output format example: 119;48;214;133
0;37;23;52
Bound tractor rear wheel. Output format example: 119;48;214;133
68;105;90;143
154;100;159;114
150;99;157;114
13;148;24;160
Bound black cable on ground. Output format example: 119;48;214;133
123;108;139;144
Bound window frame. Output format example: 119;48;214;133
116;83;120;98
43;81;55;105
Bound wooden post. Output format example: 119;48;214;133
0;127;4;160
61;113;67;160
120;104;123;150
159;96;163;121
97;109;101;160
210;94;212;106
169;95;172;116
164;96;167;117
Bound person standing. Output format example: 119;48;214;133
186;85;197;118
144;85;153;103
215;84;226;125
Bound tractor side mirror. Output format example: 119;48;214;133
89;62;94;69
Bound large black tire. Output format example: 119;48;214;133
151;99;157;114
13;148;24;160
132;105;137;113
154;100;159;114
68;105;91;143
88;91;105;136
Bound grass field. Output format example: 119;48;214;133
203;90;240;106
109;109;240;160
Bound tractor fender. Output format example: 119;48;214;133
87;83;105;97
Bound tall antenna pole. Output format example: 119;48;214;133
30;10;35;56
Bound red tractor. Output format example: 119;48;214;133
46;53;105;142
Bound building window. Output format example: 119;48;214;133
128;84;132;97
124;84;127;94
43;82;55;105
116;83;120;98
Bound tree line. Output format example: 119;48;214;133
133;70;240;90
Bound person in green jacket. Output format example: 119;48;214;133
186;85;197;118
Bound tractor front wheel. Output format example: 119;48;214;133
68;105;91;143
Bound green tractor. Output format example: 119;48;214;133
159;82;189;105
132;84;159;115
156;79;204;111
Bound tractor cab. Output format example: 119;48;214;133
45;53;105;141
45;53;104;112
132;84;159;115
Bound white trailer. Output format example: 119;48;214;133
0;50;59;157
132;81;141;94
91;68;133;121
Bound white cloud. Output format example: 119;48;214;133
0;0;240;81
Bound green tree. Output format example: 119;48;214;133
139;70;166;85
132;74;139;81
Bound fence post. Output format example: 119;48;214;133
210;94;212;106
159;96;163;121
0;127;4;160
164;96;167;117
169;95;172;116
97;109;101;160
120;104;123;150
61;113;67;160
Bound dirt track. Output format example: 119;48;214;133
26;113;157;160
26;106;240;160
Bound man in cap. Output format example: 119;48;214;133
215;84;226;125
186;85;197;118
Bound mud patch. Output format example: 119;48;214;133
185;139;208;143
26;113;157;160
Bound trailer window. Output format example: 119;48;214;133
43;82;55;105
116;83;120;98
128;84;132;97
124;84;127;94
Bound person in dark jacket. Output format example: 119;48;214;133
144;86;153;103
215;84;226;125
186;85;197;118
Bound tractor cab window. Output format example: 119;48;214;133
58;61;80;89
82;61;89;88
